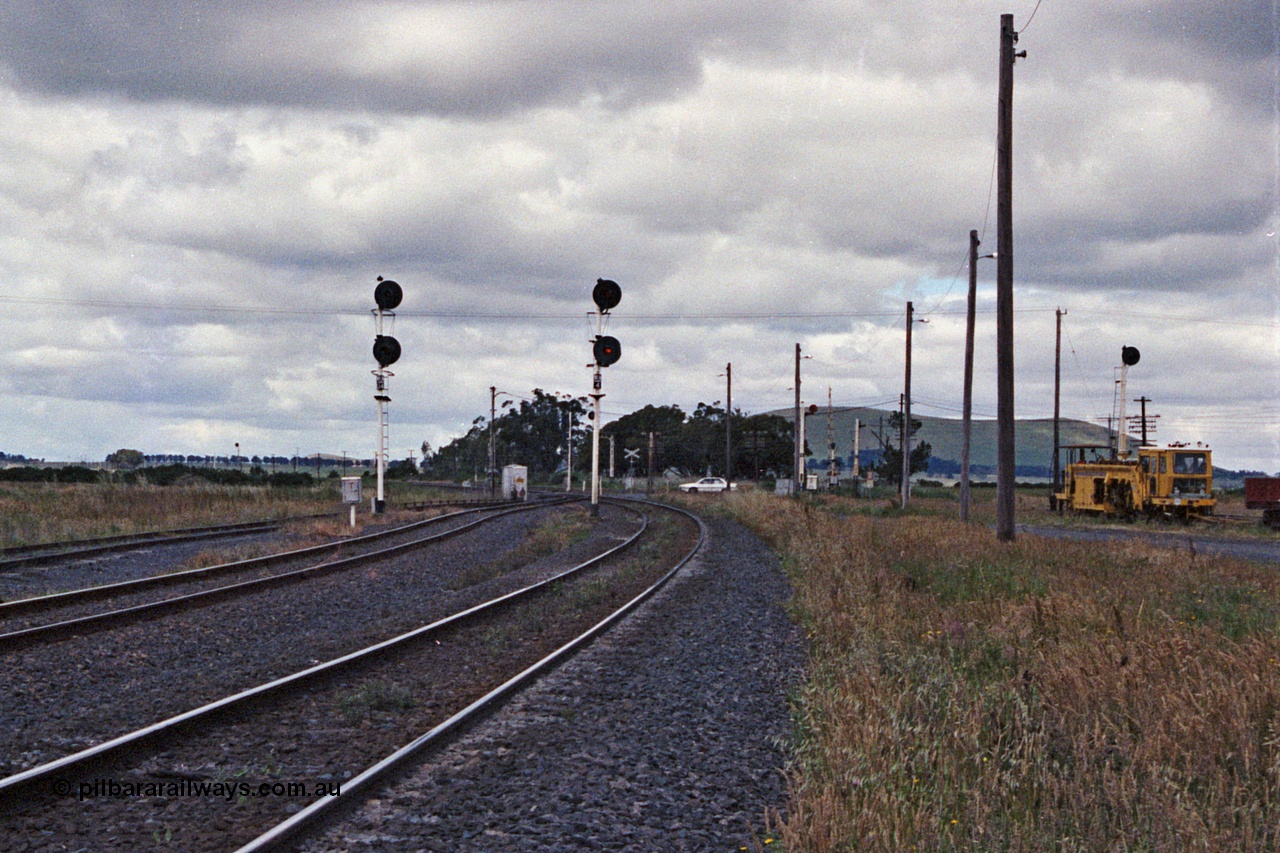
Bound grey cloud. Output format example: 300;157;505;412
0;0;786;116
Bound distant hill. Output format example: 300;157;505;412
768;406;1114;477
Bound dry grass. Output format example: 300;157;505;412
0;481;341;548
726;491;1280;852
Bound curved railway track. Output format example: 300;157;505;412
0;498;575;649
0;499;703;852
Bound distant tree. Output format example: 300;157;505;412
736;413;795;479
105;448;146;469
874;412;931;485
430;389;587;483
386;457;420;479
599;404;686;474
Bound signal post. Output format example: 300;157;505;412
371;277;403;514
589;279;621;518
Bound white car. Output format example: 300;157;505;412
678;477;736;494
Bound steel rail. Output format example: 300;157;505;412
0;498;577;650
0;496;520;571
0;521;284;570
0;502;651;801
0;497;570;620
234;499;706;853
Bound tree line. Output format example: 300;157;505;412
423;390;933;485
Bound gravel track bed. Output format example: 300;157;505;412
0;505;552;633
294;514;804;853
0;503;638;779
0;505;693;852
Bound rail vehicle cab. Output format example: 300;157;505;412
1136;445;1214;517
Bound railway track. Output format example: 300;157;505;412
0;497;575;649
0;499;702;852
0;520;288;571
0;496;517;574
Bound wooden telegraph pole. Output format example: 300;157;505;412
902;301;914;507
725;362;732;486
961;231;979;522
793;344;802;495
1051;308;1065;509
996;13;1024;542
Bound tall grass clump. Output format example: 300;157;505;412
727;491;1280;852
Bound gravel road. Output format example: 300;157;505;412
296;515;805;853
1019;523;1280;563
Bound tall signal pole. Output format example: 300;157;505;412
996;13;1024;542
589;279;621;518
371;277;403;514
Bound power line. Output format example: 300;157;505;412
1020;0;1047;32
9;294;1270;328
1069;307;1279;329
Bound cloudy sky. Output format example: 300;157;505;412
0;0;1276;471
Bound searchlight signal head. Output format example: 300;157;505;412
373;335;401;367
592;278;621;312
1121;345;1140;367
594;335;621;367
374;277;403;311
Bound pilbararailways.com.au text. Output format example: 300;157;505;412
55;777;341;802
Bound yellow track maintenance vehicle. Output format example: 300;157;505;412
1055;443;1215;521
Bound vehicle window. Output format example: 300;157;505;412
1172;477;1205;495
1174;453;1206;475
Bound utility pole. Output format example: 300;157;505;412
961;231;981;522
1051;308;1065;509
1134;396;1152;446
647;431;656;494
793;343;802;495
489;386;497;499
898;393;906;501
564;405;573;493
996;13;1024;542
609;435;615;478
725;362;733;486
902;301;913;507
852;417;861;478
827;388;836;489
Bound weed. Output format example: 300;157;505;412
446;507;592;590
336;679;414;723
